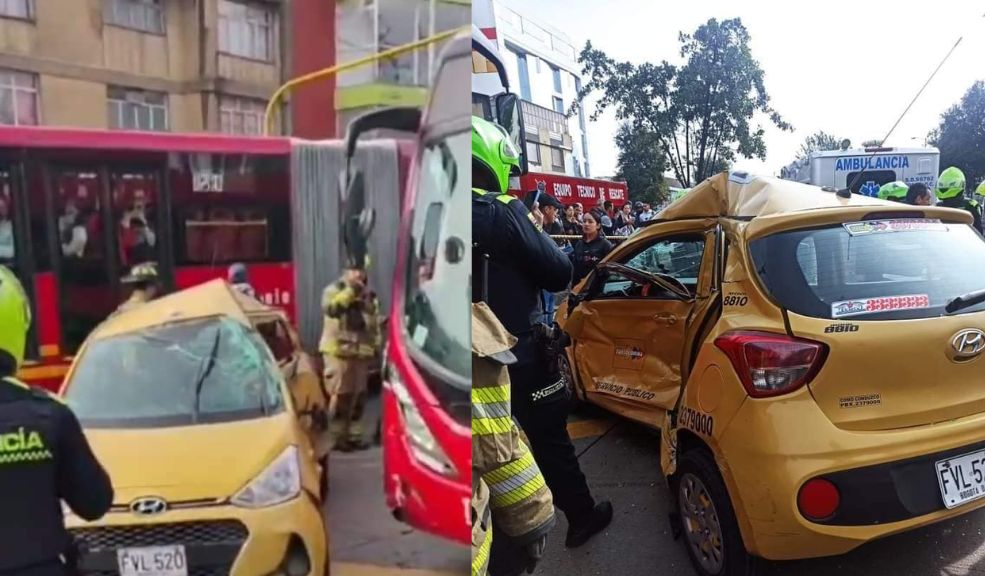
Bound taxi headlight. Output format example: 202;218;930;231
231;445;301;508
385;363;456;478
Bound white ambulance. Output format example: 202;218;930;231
781;146;940;196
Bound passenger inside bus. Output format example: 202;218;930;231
59;200;89;259
0;195;13;262
124;218;156;266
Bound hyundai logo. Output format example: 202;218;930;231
951;329;985;359
129;497;168;516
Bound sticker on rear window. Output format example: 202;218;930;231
843;219;947;236
831;294;930;318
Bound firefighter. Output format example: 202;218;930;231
320;261;381;452
0;265;114;575
472;116;612;549
472;302;555;576
936;166;982;233
114;262;161;315
877;181;909;203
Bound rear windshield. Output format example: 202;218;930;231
749;219;985;320
66;317;285;428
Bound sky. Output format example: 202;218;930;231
508;0;985;179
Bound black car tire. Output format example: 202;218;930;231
557;348;584;406
674;449;756;576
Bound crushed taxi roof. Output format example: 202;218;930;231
656;171;947;221
90;280;269;340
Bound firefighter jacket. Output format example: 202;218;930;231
319;277;381;359
471;302;555;576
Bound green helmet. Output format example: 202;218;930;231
0;266;31;371
472;116;520;194
936;166;966;200
976;180;985;197
877;181;909;201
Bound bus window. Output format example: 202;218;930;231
112;170;161;270
1;164;38;360
171;153;291;265
0;173;14;265
53;169;116;354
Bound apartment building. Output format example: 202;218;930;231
0;0;294;134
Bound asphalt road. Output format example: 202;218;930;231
535;405;985;576
326;392;469;576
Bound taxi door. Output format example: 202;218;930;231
564;222;719;427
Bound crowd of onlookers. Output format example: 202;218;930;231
523;191;668;323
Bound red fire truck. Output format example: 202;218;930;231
510;172;629;208
0;127;295;390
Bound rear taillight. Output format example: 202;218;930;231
714;331;828;398
798;477;840;521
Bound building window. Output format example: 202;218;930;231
551;66;561;93
526;140;541;165
104;0;164;34
0;70;39;126
218;0;276;62
575;77;587;131
513;49;531;101
0;0;33;20
220;96;265;135
550;147;564;172
107;87;168;131
552;96;564;114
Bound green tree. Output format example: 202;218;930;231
796;131;848;161
614;123;668;206
929;80;985;187
574;17;790;188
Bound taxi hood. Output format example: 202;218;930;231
83;413;297;506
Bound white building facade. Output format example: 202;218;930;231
474;0;591;178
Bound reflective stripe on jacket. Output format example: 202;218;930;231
319;278;380;358
471;302;555;544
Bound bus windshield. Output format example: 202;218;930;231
403;129;470;384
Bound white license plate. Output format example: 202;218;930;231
936;450;985;509
117;545;188;576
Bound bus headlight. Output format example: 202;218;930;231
385;364;457;478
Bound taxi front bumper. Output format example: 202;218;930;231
68;493;327;576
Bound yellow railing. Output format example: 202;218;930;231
264;26;469;135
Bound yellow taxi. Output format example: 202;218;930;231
61;280;328;576
557;171;985;576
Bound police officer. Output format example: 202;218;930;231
0;266;113;575
975;179;985;213
936;166;982;233
877;181;909;203
113;262;161;316
472;116;612;548
320;261;381;452
472;302;555;576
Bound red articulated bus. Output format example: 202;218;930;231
0;126;295;391
339;31;472;545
